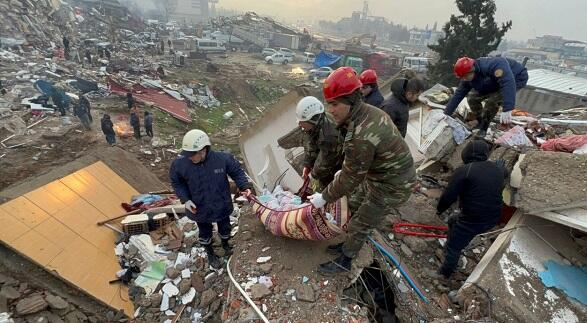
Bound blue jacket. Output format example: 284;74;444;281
364;87;384;108
169;150;251;223
445;57;528;115
144;114;153;128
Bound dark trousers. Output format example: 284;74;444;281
105;133;116;145
467;91;503;131
439;218;496;277
145;125;153;137
133;125;141;139
196;217;232;245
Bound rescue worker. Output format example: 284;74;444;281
296;96;343;191
309;67;416;274
381;77;427;138
444;56;529;136
101;114;116;145
359;69;384;108
144;111;153;137
170;129;253;269
130;106;141;139
436;140;506;279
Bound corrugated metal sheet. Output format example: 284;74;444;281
527;69;587;98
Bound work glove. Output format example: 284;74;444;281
500;110;512;124
302;166;311;180
309;193;327;209
185;200;197;213
240;189;252;198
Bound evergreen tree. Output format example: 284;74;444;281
428;0;512;86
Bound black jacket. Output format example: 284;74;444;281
144;114;153;128
381;78;410;138
364;87;384;108
437;140;505;224
101;116;115;135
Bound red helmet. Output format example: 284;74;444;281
454;57;475;78
323;67;362;102
359;69;378;85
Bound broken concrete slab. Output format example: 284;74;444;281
459;213;587;322
516;151;587;213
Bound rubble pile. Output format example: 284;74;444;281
0;272;112;323
0;0;75;48
115;212;241;322
221;207;371;322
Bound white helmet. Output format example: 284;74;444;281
296;96;324;122
181;129;211;152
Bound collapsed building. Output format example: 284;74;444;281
1;1;587;323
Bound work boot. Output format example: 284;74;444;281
318;255;353;274
221;238;233;256
326;242;343;255
204;245;222;269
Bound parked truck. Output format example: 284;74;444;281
271;32;300;50
230;25;269;52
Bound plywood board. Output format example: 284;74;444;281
0;161;136;316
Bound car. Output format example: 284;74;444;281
262;48;277;56
278;48;295;58
302;52;316;64
309;66;333;78
265;53;290;65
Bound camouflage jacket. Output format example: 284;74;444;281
322;102;415;203
302;114;344;185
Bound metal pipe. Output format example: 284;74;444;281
226;257;269;323
368;237;429;304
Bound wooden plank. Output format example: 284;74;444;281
34;217;78;250
43;181;79;206
24;186;68;216
1;196;50;228
0;207;30;243
554;207;587;219
109;285;135;316
12;230;62;266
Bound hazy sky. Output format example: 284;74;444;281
219;0;587;42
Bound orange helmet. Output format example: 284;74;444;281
359;69;378;85
454;57;475;78
323;67;362;102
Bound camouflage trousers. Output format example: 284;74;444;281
342;180;412;258
467;90;503;126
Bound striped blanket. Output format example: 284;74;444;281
251;196;351;241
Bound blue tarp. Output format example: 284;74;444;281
539;260;587;305
314;50;342;68
34;80;69;106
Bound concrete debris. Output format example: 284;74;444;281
15;294;48;315
44;295;69;310
516;150;587;212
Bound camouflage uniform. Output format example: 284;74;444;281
467;90;503;126
322;102;415;258
302;114;344;191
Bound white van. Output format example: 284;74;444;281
195;38;226;53
302;52;315;64
403;57;429;73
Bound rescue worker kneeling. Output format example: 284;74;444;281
436;140;507;278
170;129;252;269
